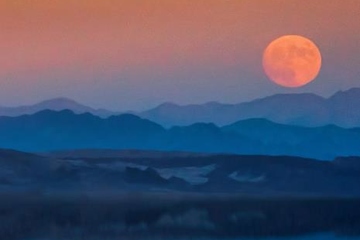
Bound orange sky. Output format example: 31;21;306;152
0;0;359;110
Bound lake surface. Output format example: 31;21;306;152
29;234;360;240
1;194;359;240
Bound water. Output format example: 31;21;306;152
2;194;360;240
29;233;360;240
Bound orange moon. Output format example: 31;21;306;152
263;35;322;88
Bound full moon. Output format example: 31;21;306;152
263;35;322;88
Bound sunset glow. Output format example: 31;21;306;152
0;0;359;109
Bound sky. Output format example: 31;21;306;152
0;0;360;111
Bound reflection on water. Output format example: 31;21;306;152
26;230;360;240
30;233;360;240
142;235;360;240
2;194;360;240
235;233;360;240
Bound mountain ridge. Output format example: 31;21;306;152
2;88;360;128
0;97;117;118
139;88;360;127
1;110;360;160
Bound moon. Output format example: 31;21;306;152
263;35;322;88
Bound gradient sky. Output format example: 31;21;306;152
0;0;360;111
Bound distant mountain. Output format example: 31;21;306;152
1;148;360;197
2;110;360;159
222;118;360;159
139;88;360;128
0;98;117;117
3;88;360;128
0;110;165;152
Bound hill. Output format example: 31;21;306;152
0;98;116;117
2;110;360;159
139;88;360;128
1;148;360;197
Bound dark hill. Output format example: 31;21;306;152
1;148;360;197
2;110;360;159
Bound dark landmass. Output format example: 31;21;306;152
1;110;360;159
0;149;359;239
1;148;360;196
42;149;212;159
3;88;360;129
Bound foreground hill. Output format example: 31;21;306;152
1;110;360;159
1;148;360;197
139;88;360;127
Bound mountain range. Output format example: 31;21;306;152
139;88;360;127
0;89;358;239
0;97;116;118
1;110;360;160
2;88;360;128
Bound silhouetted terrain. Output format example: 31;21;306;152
139;88;360;127
2;110;360;159
43;149;211;159
0;97;116;117
0;149;360;239
1;148;360;196
3;88;360;128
